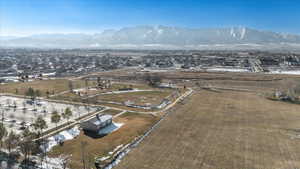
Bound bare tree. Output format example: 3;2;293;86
5;131;20;156
68;80;74;92
1;109;4;123
33;116;48;136
85;79;89;89
0;123;7;148
6;99;11;107
19;128;40;167
35;89;41;98
145;74;162;87
22;101;26;109
51;111;61;128
62;107;72;123
13;101;17;108
46;90;50;98
59;154;71;169
19;139;35;167
25;87;36;100
81;141;88;169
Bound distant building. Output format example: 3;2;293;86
158;82;176;89
97;77;112;89
80;114;113;133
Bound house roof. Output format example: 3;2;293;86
88;114;113;126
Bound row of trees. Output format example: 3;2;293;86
0;116;46;168
51;107;73;127
0;107;74;168
0;111;72;168
145;74;162;87
272;79;300;103
25;87;42;100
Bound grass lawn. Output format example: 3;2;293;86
51;82;159;103
96;90;173;106
101;109;123;116
52;92;83;102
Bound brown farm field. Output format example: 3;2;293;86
116;89;300;169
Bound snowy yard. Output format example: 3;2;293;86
0;95;101;134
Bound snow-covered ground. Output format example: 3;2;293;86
39;156;68;169
0;95;100;133
0;161;18;169
206;67;250;72
42;126;80;152
98;122;123;135
0;153;70;169
269;70;300;75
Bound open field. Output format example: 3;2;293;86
51;82;159;102
3;69;300;169
86;68;300;93
95;90;172;106
49;112;159;169
100;108;123;116
0;79;96;97
116;90;300;169
72;82;154;96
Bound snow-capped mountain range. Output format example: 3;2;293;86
1;26;300;50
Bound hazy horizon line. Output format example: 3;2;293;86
1;25;300;37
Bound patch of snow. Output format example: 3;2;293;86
269;70;300;75
0;156;69;169
240;27;246;40
109;144;124;155
98;122;123;135
42;126;80;152
230;28;236;38
42;72;56;77
99;156;110;161
207;68;250;72
95;89;154;96
39;156;70;169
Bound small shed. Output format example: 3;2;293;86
81;114;113;133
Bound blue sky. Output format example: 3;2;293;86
1;0;299;36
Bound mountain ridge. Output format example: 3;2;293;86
1;25;300;49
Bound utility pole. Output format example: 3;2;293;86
1;109;4;123
81;141;88;169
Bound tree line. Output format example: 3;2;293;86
0;107;73;168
